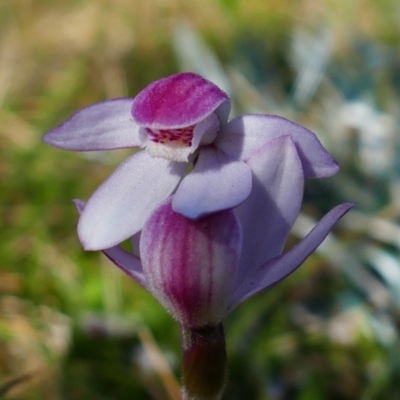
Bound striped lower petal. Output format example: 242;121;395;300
140;197;242;328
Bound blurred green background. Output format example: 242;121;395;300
1;0;400;398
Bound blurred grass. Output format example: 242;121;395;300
1;0;400;398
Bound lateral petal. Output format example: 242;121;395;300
230;203;354;309
235;135;304;281
172;147;252;219
215;114;339;178
43;99;141;151
101;246;147;288
78;151;187;250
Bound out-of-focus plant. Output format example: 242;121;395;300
3;0;400;398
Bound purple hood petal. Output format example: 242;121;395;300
131;72;230;129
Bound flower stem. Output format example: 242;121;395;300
181;324;227;400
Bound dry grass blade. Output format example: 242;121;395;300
138;327;181;400
0;373;33;397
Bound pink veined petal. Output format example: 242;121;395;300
78;151;187;250
229;203;354;311
215;114;339;178
172;146;252;219
140;197;242;328
43;99;141;151
131;72;230;129
73;200;147;288
235;135;304;283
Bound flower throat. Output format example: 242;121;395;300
146;125;195;147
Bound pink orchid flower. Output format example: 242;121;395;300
44;72;352;328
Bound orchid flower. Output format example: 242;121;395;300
44;72;352;399
44;73;351;327
43;72;346;252
44;72;352;327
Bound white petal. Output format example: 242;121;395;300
172;147;252;219
43;99;141;151
235;135;304;282
215;114;339;178
78;151;187;250
73;199;146;287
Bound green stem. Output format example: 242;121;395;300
181;324;227;400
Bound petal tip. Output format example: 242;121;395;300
72;199;85;214
77;232;110;252
73;200;101;251
42;129;65;149
337;202;355;214
315;157;340;178
171;200;203;219
77;216;113;251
